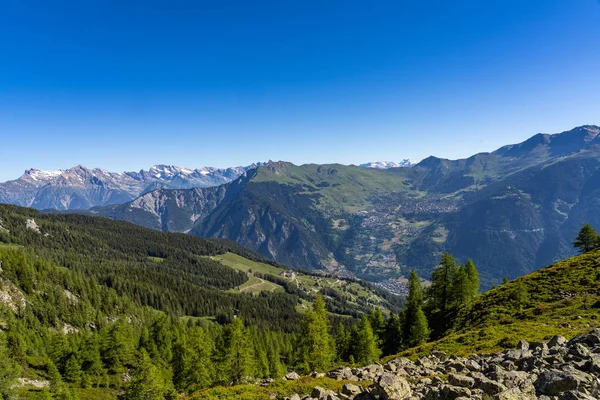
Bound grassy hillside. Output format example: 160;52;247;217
212;252;402;316
395;248;600;359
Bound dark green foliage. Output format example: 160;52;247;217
403;270;429;347
0;333;21;399
354;316;381;364
573;223;599;253
298;295;335;372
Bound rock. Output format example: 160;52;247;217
311;386;336;399
341;383;362;396
493;387;533;400
474;375;508;395
289;394;301;400
559;390;599;399
569;343;591;359
372;373;412;400
448;373;475;388
441;384;471;399
548;335;568;348
535;369;593;395
517;340;530;350
354;393;376;400
285;371;300;380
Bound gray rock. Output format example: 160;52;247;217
448;373;475;388
535;370;593;395
341;383;362;396
372;373;412;400
474;375;508;395
548;336;568;348
285;371;300;380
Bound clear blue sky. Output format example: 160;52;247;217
1;0;600;180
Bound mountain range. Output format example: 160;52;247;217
86;125;600;287
0;163;263;210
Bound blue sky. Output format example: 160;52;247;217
1;0;600;180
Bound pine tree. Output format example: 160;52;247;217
0;333;21;400
335;323;351;362
573;223;599;253
120;350;176;400
298;295;335;372
355;316;381;364
224;318;252;385
430;252;457;314
451;265;470;306
367;308;385;345
187;328;214;391
403;270;430;347
64;354;82;385
464;259;480;298
382;314;402;356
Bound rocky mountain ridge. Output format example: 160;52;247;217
0;163;263;210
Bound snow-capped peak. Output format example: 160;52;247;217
21;168;64;182
359;160;416;169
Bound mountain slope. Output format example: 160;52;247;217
0;163;262;210
397;247;600;359
93;126;600;286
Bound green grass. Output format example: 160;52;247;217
190;377;372;400
212;253;394;314
251;163;422;212
386;249;600;360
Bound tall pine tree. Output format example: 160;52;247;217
298;295;335;372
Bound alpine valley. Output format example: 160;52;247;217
2;126;600;286
78;125;600;287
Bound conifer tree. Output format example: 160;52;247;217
64;354;82;385
224;318;252;385
403;270;430;347
464;259;480;298
430;252;457;314
120;350;176;400
382;314;402;356
573;223;599;253
0;333;21;399
451;265;470;306
355;316;381;364
298;295;335;372
367;308;385;345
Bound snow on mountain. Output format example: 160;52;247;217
21;169;64;183
1;163;263;210
359;160;416;169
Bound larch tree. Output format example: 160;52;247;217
403;270;430;347
299;295;335;372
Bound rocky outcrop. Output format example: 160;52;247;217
283;328;600;400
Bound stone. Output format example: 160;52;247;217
441;384;471;399
373;373;412;400
285;371;301;380
448;373;475;388
474;375;508;395
548;335;568;348
341;383;362;396
535;370;593;395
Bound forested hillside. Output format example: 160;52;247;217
0;204;402;399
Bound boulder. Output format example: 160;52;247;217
448;373;475;388
372;373;412;400
285;371;300;380
535;369;593;395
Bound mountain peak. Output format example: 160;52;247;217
360;160;416;169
